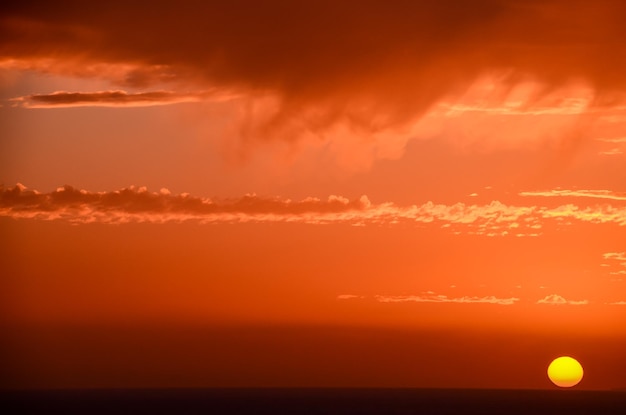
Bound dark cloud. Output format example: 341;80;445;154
2;184;625;228
0;183;369;217
12;90;211;108
3;1;626;121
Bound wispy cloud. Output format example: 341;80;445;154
608;301;626;305
520;189;626;202
10;90;233;108
375;294;519;306
2;184;626;229
602;252;626;279
596;137;626;143
538;203;626;225
439;98;593;117
598;148;623;156
603;252;626;261
336;295;364;300
537;294;589;305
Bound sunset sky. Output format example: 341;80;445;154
1;0;625;390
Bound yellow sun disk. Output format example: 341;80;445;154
547;356;584;387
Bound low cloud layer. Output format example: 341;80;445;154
0;183;370;224
537;294;589;305
2;184;626;231
375;294;519;306
338;293;606;306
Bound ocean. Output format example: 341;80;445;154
2;388;625;414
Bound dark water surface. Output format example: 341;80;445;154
2;388;625;414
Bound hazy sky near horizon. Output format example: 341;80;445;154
1;0;626;390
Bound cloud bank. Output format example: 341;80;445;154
2;184;626;231
3;0;626;147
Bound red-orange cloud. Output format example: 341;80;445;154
338;293;603;306
3;0;626;143
10;90;224;108
2;184;625;230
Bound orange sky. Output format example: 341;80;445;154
1;0;626;390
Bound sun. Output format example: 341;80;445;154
547;356;584;388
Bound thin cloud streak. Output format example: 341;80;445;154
596;137;626;143
341;294;616;306
598;148;623;156
11;90;234;108
520;189;626;201
336;295;364;300
375;294;519;305
2;184;626;229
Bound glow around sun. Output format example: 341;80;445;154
547;356;584;388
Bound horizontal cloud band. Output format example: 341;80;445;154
1;184;625;231
375;294;519;306
338;293;621;306
520;189;626;201
11;90;230;108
